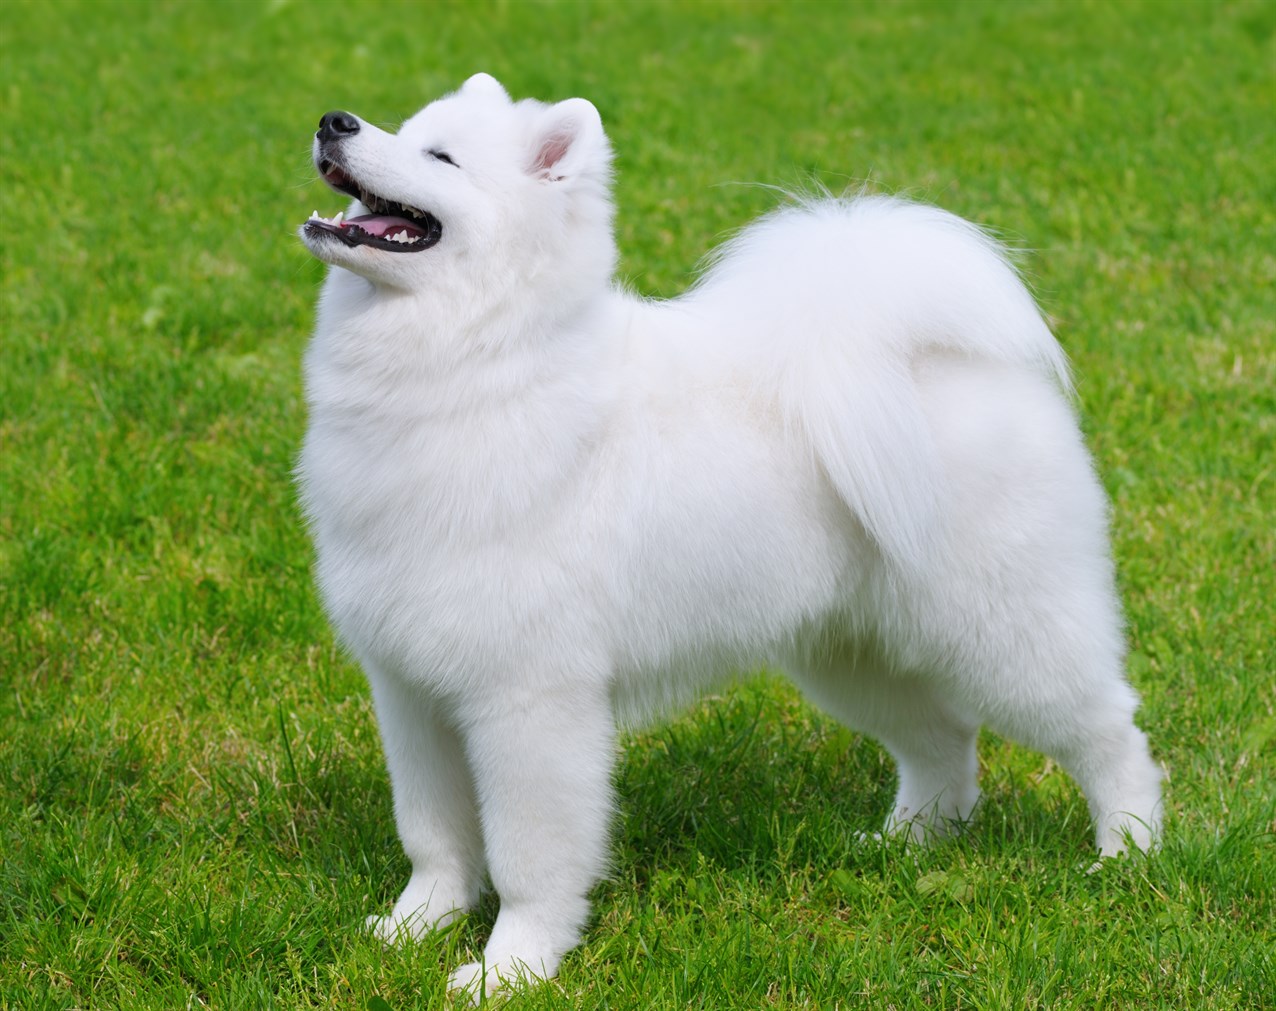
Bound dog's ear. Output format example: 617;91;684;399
528;98;606;182
461;72;509;102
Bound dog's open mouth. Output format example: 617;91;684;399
304;162;442;252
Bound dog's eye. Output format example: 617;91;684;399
428;149;459;168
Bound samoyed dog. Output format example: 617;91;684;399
296;73;1161;996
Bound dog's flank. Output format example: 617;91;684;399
296;73;1161;999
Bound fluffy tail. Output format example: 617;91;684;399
687;195;1070;567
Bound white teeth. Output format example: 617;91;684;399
332;211;344;225
309;210;320;219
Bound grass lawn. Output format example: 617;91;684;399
2;0;1273;1007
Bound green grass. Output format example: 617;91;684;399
2;0;1273;1007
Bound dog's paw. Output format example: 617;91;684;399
365;904;465;946
880;800;978;848
366;874;473;946
447;961;492;1004
366;912;422;946
447;957;547;1004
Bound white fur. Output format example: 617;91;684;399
296;74;1162;998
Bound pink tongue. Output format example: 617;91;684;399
346;214;424;238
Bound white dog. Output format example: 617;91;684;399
296;73;1161;997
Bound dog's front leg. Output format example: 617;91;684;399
448;682;616;999
365;667;485;942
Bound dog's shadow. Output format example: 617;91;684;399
274;676;1092;942
612;677;897;878
609;677;1096;888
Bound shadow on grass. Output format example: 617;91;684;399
612;681;1104;886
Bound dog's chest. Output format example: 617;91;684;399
299;402;600;674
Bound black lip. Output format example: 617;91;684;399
304;217;442;253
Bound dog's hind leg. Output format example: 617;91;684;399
1059;716;1162;858
789;663;982;843
930;589;1162;858
978;673;1163;858
364;666;485;942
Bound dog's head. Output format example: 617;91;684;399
300;73;616;309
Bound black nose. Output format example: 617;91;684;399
317;111;360;143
